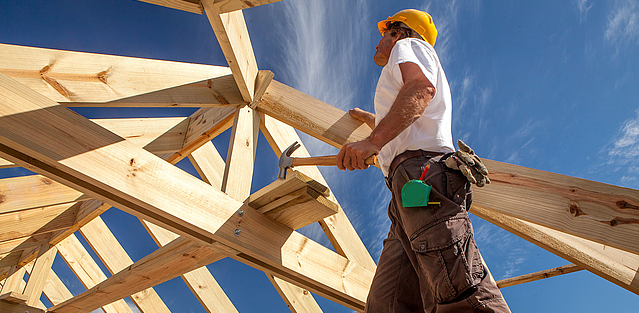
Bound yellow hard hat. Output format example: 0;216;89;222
377;9;438;47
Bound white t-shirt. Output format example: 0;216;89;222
374;38;455;176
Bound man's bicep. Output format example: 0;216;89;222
399;62;436;97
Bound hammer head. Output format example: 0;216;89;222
278;141;300;180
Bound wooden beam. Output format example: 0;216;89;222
79;217;172;313
0;235;51;257
268;275;323;313
474;159;639;255
167;107;236;163
0;175;85;215
472;205;639;295
251;185;338;230
0;204;78;243
138;0;284;14
138;0;203;14
93;117;189;154
221;106;259;199
0;43;243;105
0;297;45;313
0;73;373;310
203;1;258;102
496;264;583;288
23;244;57;306
257;81;372;149
50;237;223;313
43;270;73;306
56;234;134;313
259;114;377;271
65;78;243;108
1;265;26;294
189;141;225;188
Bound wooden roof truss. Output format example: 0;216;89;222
0;1;638;312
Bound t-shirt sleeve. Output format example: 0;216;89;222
389;39;438;89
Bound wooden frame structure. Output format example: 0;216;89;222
0;1;638;312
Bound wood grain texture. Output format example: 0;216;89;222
203;2;258;102
56;234;134;313
221;106;259;199
496;264;582;288
268;275;323;313
79;217;171;313
0;204;78;243
257;81;372;149
188;141;225;189
167;107;236;163
0;73;372;310
0;43;240;105
476;159;639;255
0;175;85;215
93;117;189;154
23;244;57;306
0;299;45;313
42;270;73;306
259;114;377;271
472;205;639;295
50;237;223;313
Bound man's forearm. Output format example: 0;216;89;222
368;79;434;149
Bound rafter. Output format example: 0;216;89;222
496;264;583;289
203;1;258;102
472;205;639;294
79;217;172;313
0;72;373;310
0;43;244;106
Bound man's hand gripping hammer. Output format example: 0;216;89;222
278;141;378;180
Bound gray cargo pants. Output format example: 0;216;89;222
365;153;510;312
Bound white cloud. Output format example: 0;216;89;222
576;0;593;22
608;109;639;162
604;0;639;51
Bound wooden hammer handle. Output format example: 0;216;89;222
291;155;378;167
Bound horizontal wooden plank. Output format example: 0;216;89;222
0;175;85;215
248;170;330;208
253;186;338;230
0;43;240;105
0;72;373;310
0;234;51;256
65;77;244;107
496;264;582;288
0;204;77;243
475;159;639;255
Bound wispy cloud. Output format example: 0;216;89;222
601;109;639;188
473;221;529;279
604;0;639;53
576;0;593;22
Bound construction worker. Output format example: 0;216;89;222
337;9;510;312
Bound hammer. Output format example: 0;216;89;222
278;141;378;179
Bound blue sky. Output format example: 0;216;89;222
2;0;639;312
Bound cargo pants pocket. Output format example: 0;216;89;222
410;216;485;304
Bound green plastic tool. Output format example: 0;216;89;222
401;164;436;207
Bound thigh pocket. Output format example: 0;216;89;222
410;217;485;303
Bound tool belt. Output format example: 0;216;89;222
385;149;445;190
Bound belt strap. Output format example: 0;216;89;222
388;149;445;178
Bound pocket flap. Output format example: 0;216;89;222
411;217;471;253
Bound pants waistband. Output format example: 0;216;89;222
385;150;445;191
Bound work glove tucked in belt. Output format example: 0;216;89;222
444;140;490;187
